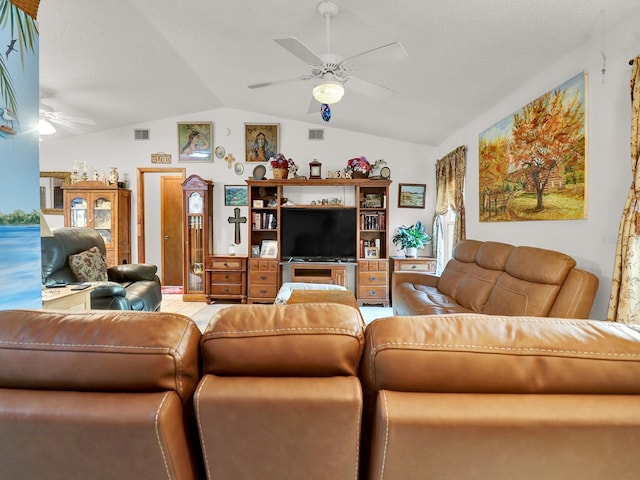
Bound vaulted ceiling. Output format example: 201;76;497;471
38;0;640;145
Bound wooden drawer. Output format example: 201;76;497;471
393;258;436;273
358;271;388;286
211;271;243;284
248;270;278;285
249;258;279;271
206;257;245;270
210;284;243;296
358;285;388;300
358;259;389;271
248;284;279;299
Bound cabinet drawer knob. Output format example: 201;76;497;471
411;265;417;269
224;287;229;292
223;262;228;267
369;290;377;295
369;276;377;281
260;275;267;280
260;289;267;294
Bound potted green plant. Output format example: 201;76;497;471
392;221;431;258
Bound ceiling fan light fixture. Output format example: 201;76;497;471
313;82;344;104
39;118;56;135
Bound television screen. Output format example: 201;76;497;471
280;208;357;261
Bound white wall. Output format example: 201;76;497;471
433;13;640;319
41;108;434;277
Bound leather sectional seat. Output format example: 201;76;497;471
392;239;599;319
2;305;640;479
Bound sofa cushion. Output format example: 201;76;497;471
68;246;108;282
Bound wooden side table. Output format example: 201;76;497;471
205;255;247;303
42;285;95;311
390;256;437;303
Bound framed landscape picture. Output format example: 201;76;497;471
178;122;213;162
224;185;248;206
478;71;587;222
245;123;279;162
398;183;426;208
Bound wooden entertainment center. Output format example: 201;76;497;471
246;178;391;306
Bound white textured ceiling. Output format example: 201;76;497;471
38;0;640;145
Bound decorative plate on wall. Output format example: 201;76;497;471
380;166;391;179
252;165;266;180
234;162;245;175
215;146;226;159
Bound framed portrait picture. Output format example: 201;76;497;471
245;123;279;162
398;183;426;208
224;185;248;206
364;246;379;259
178;122;213;162
260;239;278;258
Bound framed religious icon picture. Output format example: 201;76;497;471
245;123;279;162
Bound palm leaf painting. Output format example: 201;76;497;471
0;0;38;116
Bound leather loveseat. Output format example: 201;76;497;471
41;227;162;311
2;306;639;479
393;239;599;319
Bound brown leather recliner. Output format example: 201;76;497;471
360;314;640;480
0;309;203;480
195;303;365;480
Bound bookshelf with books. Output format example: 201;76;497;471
246;178;391;305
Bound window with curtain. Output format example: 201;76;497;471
432;146;466;273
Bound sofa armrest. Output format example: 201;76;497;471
89;281;127;298
391;270;439;292
108;264;158;282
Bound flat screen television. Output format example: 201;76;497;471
280;208;357;261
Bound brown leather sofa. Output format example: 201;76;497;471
393;239;599;318
2;306;639;480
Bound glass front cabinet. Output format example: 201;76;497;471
62;181;131;266
182;174;213;302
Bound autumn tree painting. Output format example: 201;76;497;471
479;72;587;222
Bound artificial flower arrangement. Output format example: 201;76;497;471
346;156;372;175
269;153;296;171
345;156;387;177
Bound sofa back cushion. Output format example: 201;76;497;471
361;314;640;394
201;303;364;377
0;310;201;404
42;227;107;284
437;240;482;298
482;246;577;316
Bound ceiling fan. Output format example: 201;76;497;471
39;102;95;135
248;1;408;110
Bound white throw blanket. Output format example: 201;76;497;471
275;282;348;304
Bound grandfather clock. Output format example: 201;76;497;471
182;174;213;302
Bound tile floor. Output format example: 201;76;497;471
160;294;394;332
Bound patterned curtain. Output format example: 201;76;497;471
432;145;466;270
607;55;640;324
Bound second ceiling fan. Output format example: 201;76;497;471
248;1;408;110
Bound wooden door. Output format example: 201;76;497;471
161;176;184;286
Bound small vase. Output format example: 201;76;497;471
352;171;369;179
273;168;289;179
405;247;417;258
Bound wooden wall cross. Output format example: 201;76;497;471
227;207;247;244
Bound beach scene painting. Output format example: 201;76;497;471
479;71;587;222
0;2;42;309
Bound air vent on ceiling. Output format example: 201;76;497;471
134;129;150;140
308;128;324;140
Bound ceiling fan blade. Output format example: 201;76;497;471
249;74;313;89
345;76;395;99
342;42;408;71
274;37;324;66
50;113;96;125
46;117;85;134
307;97;321;114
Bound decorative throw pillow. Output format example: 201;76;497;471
68;247;108;282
